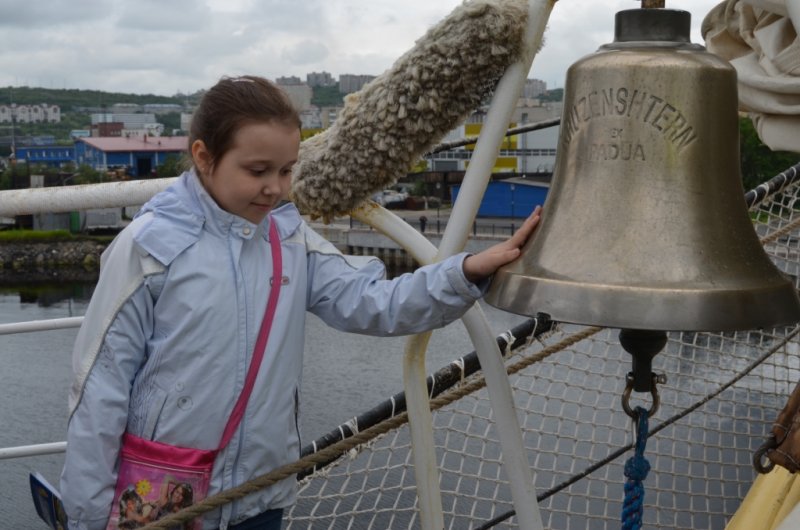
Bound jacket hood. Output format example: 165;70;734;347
133;170;302;265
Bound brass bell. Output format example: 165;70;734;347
486;8;800;333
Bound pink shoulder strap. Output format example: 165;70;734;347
218;218;282;449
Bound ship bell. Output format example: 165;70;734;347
485;8;800;333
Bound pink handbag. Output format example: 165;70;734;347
105;220;283;530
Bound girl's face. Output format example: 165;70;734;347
193;121;300;224
171;486;184;505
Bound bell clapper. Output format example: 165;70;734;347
619;329;668;419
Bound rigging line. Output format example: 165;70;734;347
139;326;601;530
759;212;800;246
426;117;560;154
471;325;800;530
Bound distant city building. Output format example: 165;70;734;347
14;145;75;168
319;106;342;128
522;78;547;99
0;103;61;124
110;103;142;113
91;113;164;137
426;101;561;175
180;112;193;133
143;103;184;114
338;74;376;94
91;113;156;127
306;71;335;87
75;136;188;177
275;75;302;85
512;100;562;125
92;122;124;137
0;135;55;149
299;107;322;130
275;80;312;111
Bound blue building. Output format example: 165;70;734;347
75;136;188;177
15;145;76;168
452;176;550;218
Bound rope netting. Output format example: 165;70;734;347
283;169;800;529
138;162;800;530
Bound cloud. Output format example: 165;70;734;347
281;40;330;66
115;0;208;32
0;0;724;96
0;0;106;28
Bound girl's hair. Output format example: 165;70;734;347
189;75;301;171
170;483;194;508
120;488;142;511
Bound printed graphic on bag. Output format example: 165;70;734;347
108;469;208;530
105;434;215;530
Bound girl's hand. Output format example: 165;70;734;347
462;206;541;283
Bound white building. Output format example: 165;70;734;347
522;78;548;99
90;112;164;137
299;107;322;130
180;112;193;133
276;82;313;111
91;113;158;128
0;103;61;123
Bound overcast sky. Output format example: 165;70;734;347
0;0;723;97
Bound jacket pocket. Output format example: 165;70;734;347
140;385;168;440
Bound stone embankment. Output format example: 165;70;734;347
0;240;108;282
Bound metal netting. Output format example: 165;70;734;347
286;170;800;530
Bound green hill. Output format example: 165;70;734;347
1;86;197;146
1;86;193;110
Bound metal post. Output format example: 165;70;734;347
436;181;442;234
510;182;516;232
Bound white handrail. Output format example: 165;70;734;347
0;316;84;336
0;441;67;460
0;178;176;216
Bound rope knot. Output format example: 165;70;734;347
624;453;651;481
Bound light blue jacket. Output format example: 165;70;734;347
60;171;484;529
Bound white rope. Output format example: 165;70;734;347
452;358;466;385
499;330;517;356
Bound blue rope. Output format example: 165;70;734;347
621;406;651;530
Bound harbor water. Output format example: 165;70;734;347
0;280;528;529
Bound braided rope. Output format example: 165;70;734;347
759;213;800;245
138;327;602;529
620;407;650;530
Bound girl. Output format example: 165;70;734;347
60;75;541;530
150;476;194;529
